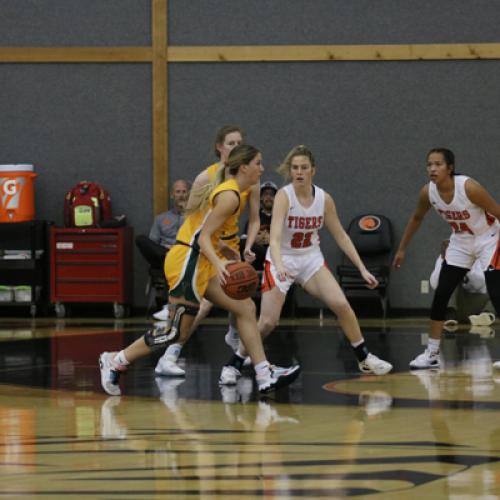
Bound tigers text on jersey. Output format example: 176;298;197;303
280;184;325;255
428;175;496;237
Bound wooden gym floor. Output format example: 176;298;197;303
0;315;500;498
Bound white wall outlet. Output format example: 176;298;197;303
420;280;429;294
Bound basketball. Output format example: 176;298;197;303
222;262;259;300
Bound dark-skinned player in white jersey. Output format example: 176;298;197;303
393;148;500;369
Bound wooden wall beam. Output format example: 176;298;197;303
167;43;500;62
0;47;152;62
152;0;168;214
3;42;500;65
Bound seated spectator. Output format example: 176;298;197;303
430;239;496;329
135;180;190;314
240;181;277;271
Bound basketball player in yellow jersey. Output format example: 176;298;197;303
155;125;261;376
99;145;300;396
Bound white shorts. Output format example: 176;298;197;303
446;226;500;271
262;250;325;294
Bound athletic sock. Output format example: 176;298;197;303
254;360;271;378
351;339;369;362
165;343;182;361
428;338;440;354
229;353;246;371
114;350;130;369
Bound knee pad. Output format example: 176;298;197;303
144;304;198;348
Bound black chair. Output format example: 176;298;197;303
135;235;169;315
336;214;394;318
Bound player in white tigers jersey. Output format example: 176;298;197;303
394;148;500;369
221;145;393;379
429;174;499;269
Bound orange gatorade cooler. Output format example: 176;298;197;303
0;164;37;222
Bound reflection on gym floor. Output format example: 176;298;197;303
1;316;500;497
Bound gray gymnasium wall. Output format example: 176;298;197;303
0;0;150;46
168;0;500;45
0;63;152;310
1;0;500;311
0;0;152;308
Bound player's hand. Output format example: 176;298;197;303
243;247;256;263
361;269;379;289
217;260;237;286
276;266;288;282
392;250;405;270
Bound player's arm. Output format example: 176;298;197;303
269;189;289;280
323;193;378;288
242;184;260;262
198;190;240;284
185;169;210;212
393;185;431;269
465;178;500;220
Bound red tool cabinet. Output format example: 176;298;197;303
50;227;133;318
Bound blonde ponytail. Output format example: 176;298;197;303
185;164;226;216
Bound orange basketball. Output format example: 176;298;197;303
222;262;259;300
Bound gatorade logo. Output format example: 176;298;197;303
4;180;17;195
0;177;25;209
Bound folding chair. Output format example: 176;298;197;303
336;214;394;318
